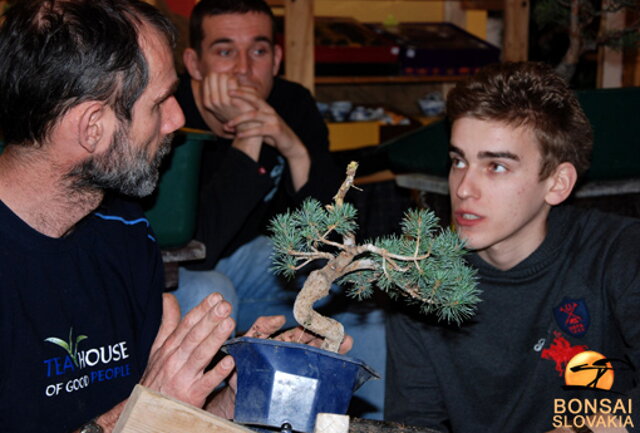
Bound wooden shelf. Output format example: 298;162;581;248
274;1;531;91
316;75;467;85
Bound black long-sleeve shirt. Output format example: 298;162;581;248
176;74;341;270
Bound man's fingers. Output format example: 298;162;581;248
219;73;231;107
229;87;263;105
198;355;235;397
158;292;223;359
181;315;234;372
203;73;224;112
338;334;354;354
202;74;213;109
273;327;353;355
225;110;264;128
177;297;232;357
243;315;286;339
275;326;319;345
149;293;181;354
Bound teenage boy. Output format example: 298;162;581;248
385;61;640;433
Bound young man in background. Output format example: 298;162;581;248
174;0;386;419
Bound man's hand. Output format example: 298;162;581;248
225;88;311;191
204;315;353;419
243;315;353;355
225;88;308;160
93;293;237;432
140;293;237;407
201;73;256;127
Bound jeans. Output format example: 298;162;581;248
174;235;386;420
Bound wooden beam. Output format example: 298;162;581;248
444;1;466;30
503;0;529;62
462;0;504;10
597;0;625;88
623;48;640;87
114;385;254;433
315;75;466;84
284;0;315;94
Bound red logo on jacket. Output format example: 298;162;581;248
541;331;589;376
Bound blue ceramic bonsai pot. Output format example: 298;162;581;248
223;337;379;433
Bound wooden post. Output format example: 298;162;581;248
284;0;315;94
114;385;254;433
444;1;466;30
597;0;625;88
627;49;640;87
503;0;530;61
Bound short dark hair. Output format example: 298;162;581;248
0;0;177;146
446;61;593;179
189;0;276;53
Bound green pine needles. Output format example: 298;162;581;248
269;162;480;352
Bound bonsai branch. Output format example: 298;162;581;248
270;162;480;353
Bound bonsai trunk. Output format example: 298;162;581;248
293;251;355;352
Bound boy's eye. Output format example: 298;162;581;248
450;157;466;169
490;163;507;173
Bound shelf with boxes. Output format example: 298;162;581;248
281;16;498;157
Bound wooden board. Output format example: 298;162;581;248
114;385;253;433
112;385;444;433
503;0;530;61
284;0;315;93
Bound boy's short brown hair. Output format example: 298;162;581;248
446;61;592;179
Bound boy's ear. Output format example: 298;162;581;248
77;102;111;154
183;48;203;81
545;162;578;206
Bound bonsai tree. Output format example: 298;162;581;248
269;162;481;353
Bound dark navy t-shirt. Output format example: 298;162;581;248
0;195;163;432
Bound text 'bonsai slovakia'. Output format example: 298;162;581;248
270;162;481;353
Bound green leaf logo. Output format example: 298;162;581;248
44;327;88;367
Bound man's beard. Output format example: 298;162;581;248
68;125;172;198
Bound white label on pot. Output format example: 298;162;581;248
269;371;319;429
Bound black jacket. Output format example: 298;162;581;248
176;74;341;269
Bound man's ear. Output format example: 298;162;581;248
77;102;112;154
183;48;203;81
545;162;578;206
272;44;283;76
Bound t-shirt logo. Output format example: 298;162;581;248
44;327;87;368
541;331;589;376
553;297;590;337
43;327;132;398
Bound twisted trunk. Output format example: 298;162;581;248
293;251;355;352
